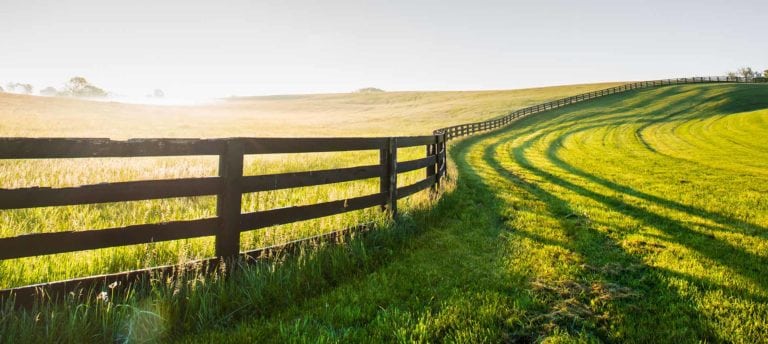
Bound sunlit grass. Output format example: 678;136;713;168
180;84;768;343
0;81;653;342
0;83;623;138
0;83;619;289
0;148;431;288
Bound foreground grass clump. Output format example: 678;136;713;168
182;84;767;342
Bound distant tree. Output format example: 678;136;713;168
737;67;755;81
356;87;385;93
153;89;165;98
19;83;33;94
4;82;33;94
64;77;88;95
63;77;107;98
0;85;4;92
40;86;58;96
764;69;768;78
80;84;108;97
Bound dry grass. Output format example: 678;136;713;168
0;83;623;138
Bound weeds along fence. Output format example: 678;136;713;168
0;75;759;305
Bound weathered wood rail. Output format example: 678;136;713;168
0;75;759;306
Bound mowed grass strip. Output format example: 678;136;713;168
180;84;768;343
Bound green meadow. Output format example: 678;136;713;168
186;84;768;343
1;83;766;343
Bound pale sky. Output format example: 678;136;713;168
1;0;766;100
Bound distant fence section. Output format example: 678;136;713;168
0;75;760;305
433;76;763;138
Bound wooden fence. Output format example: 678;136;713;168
0;75;758;305
433;76;762;137
0;136;446;304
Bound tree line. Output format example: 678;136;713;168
0;77;165;99
0;77;108;98
727;66;768;81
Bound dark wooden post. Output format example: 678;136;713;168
426;141;436;177
437;133;447;182
216;139;244;258
387;138;398;217
427;138;437;192
379;144;389;211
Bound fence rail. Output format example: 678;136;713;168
0;75;761;305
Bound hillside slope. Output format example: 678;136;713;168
0;83;621;138
187;84;768;343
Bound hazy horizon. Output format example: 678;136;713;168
2;0;766;99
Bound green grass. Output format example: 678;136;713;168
0;83;619;341
176;84;768;343
2;83;766;342
0;83;619;288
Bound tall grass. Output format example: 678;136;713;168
0;176;454;343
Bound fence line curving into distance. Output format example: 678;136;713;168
0;75;760;306
433;76;762;138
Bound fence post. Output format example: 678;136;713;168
379;144;389;211
387;138;398;217
437;133;446;182
427;139;436;191
215;139;244;258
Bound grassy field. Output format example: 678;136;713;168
0;83;625;341
0;83;621;138
0;83;620;290
2;83;765;342
175;84;768;343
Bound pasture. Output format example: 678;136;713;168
1;82;765;342
0;83;620;289
0;83;621;341
185;84;768;342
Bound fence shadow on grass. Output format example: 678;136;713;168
544;135;768;235
471;132;721;342
509;84;768;236
512;130;768;293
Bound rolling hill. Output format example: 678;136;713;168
2;82;766;343
188;83;768;343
